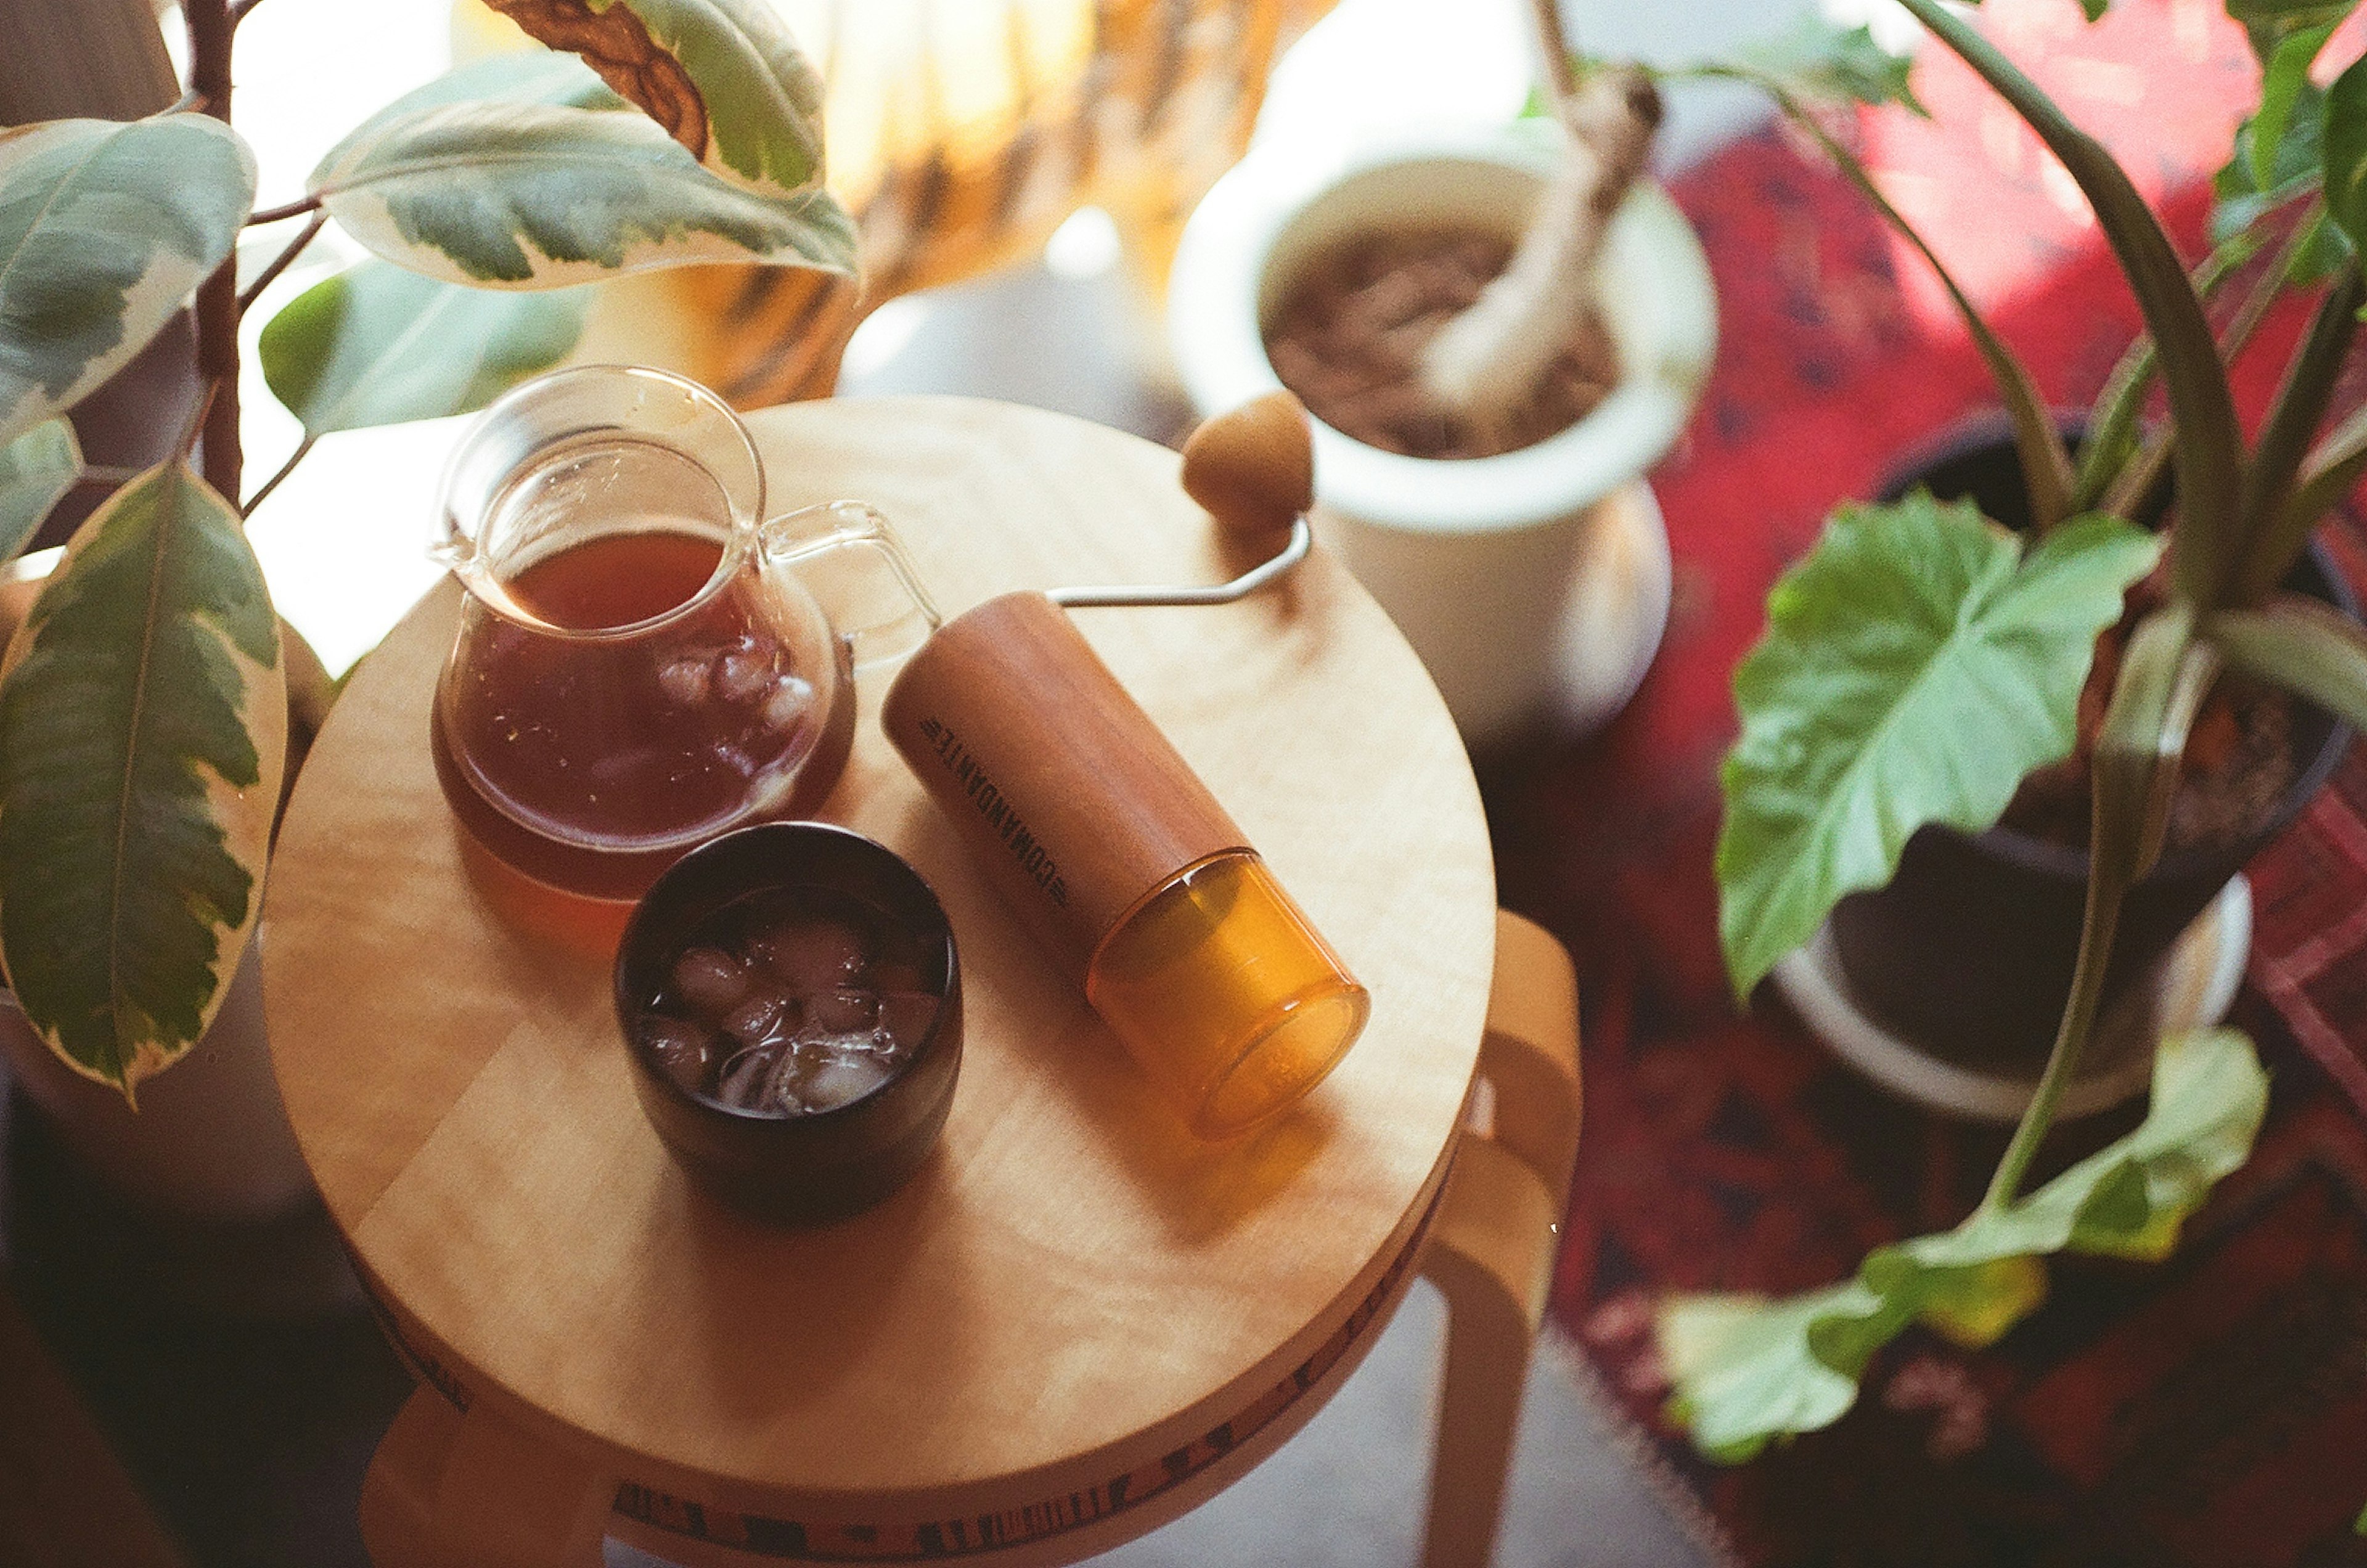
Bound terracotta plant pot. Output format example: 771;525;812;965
1166;122;1716;746
1826;417;2357;1080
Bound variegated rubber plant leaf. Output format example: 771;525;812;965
259;258;587;438
484;0;827;200
308;97;854;288
0;460;285;1100
1717;494;2161;995
0;115;256;447
0;417;81;564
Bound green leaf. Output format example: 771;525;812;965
2324;54;2367;259
259;259;587;437
0;460;284;1098
1716;497;2162;995
309;99;854;288
2252;20;2338;188
1731;14;1927;115
2209;595;2367;730
1660;1029;2267;1461
0;115;256;447
0;417;80;563
485;0;827;200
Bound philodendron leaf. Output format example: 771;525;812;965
485;0;826;200
1717;496;2162;995
259;259;587;437
1731;14;1927;115
308;99;855;288
1661;1028;2267;1461
0;418;81;563
0;460;285;1098
0;115;255;446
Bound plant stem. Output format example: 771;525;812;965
1981;865;2127;1213
186;0;240;507
2234;261;2365;602
229;0;266;26
247;195;323;227
243;435;313;516
237;210;326;314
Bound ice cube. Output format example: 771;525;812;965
716;647;773;703
716;1041;785;1110
671;946;750;1017
804;986;877;1034
639;1014;716;1095
656;655;713;706
747;916;867;994
721;988;795;1046
762;674;816;732
875;991;940;1058
803;1054;893;1113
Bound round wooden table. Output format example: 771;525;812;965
261;396;1498;1566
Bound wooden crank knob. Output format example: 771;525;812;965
1180;390;1314;539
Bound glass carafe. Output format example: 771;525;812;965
430;366;936;938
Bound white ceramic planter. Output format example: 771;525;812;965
1167;123;1716;744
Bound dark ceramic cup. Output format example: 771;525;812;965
614;822;962;1222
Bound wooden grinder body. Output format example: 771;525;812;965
881;590;1250;983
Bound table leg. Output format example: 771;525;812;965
1418;912;1581;1568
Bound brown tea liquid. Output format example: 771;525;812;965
432;528;855;943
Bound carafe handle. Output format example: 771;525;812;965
759;500;941;672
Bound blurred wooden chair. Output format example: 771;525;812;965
1418;910;1583;1568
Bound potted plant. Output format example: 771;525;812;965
1625;0;2367;1459
1164;7;1717;746
0;0;854;1226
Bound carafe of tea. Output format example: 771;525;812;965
430;366;936;931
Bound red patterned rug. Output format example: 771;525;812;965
1483;3;2367;1562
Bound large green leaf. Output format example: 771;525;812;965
2254;20;2339;189
0;460;285;1098
486;0;827;199
1730;14;1926;114
1717;496;2162;995
0;115;255;446
0;417;80;563
1661;1028;2267;1461
308;98;854;288
258;259;587;436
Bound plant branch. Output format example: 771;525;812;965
2234;261;2363;602
1985;609;2212;1211
1895;0;2244;603
246;194;324;227
2072;227;2263;514
242;435;314;517
237;210;326;314
2095;205;2315;524
1740;75;2075;528
186;0;241;504
229;0;267;26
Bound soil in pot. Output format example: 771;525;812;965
1262;226;1619;459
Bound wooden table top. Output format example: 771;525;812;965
261;395;1497;1538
